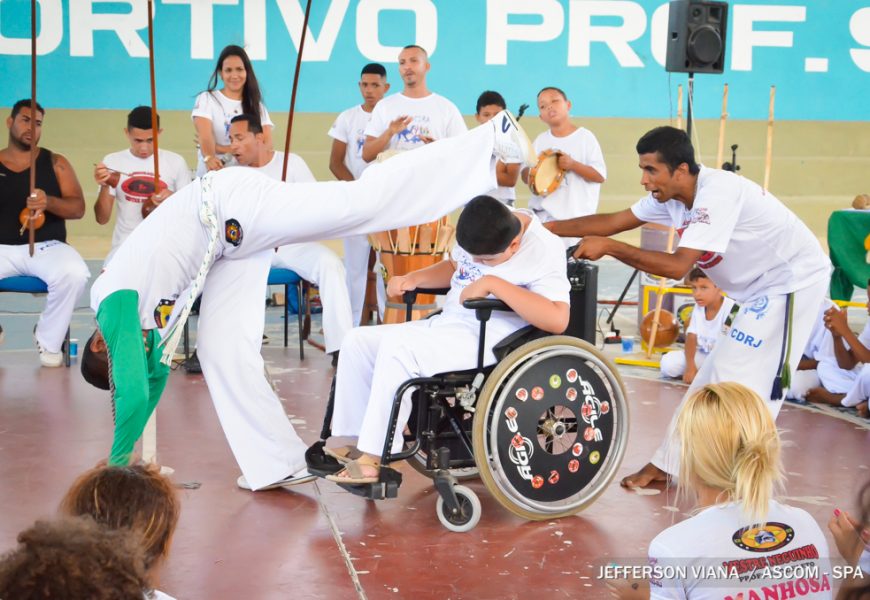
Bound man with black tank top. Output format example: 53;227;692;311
0;99;89;367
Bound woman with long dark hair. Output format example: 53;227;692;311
191;44;273;175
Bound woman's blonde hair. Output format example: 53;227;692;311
676;382;783;524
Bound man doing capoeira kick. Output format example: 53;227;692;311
545;126;831;488
80;113;534;491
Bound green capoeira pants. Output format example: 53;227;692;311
96;290;170;465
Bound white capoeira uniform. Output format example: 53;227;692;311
841;321;870;408
90;123;499;490
660;297;736;378
649;500;832;599
332;211;569;456
631;166;832;477
328;104;387;325
249;151;353;354
0;241;89;353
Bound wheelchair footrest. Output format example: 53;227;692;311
337;466;403;500
305;440;344;477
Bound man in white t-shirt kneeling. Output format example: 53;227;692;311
660;267;735;384
229;114;353;361
94;106;191;265
361;45;466;162
545;126;831;489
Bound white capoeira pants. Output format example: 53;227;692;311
193;124;497;488
332;315;516;456
659;349;709;379
0;241;89;353
842;364;870;408
651;277;829;477
270;243;353;354
343;234;386;325
787;370;821;400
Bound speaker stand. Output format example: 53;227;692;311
686;72;695;139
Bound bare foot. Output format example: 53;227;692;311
857;402;869;419
621;462;669;489
805;387;846;406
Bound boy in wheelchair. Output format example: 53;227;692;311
325;195;571;485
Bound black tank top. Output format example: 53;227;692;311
0;149;66;245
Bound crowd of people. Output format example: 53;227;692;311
1;41;869;598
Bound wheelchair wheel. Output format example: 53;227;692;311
472;336;629;521
435;484;481;532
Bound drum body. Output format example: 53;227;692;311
370;217;455;324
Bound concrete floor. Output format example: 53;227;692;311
1;266;868;599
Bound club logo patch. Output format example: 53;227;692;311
732;522;794;552
153;299;176;329
225;218;243;247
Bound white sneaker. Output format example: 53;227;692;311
492;110;535;167
236;467;317;491
34;328;63;368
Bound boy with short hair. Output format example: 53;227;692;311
326;195;570;484
474;90;520;206
660;268;735;384
522;86;606;246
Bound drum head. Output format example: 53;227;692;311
529;150;566;197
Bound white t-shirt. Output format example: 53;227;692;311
191;90;274;175
529;127;606;221
688;297;736;355
364;92;467;152
649;500;833;600
328;104;373;180
631;167;831;303
443;210;570;339
485;156;516;205
100;149;191;264
250;151;315;184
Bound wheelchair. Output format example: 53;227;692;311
306;263;629;532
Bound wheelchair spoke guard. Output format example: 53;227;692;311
473;336;629;520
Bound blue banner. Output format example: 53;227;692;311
0;0;868;120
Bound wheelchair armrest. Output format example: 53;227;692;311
462;297;512;323
402;288;451;306
492;325;549;361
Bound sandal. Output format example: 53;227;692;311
325;458;380;485
324;445;364;464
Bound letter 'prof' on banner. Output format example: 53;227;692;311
0;0;868;120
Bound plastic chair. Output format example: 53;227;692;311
0;275;71;367
267;268;306;360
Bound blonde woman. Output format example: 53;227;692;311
637;383;832;599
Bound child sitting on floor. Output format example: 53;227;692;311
324;195;570;484
660;268;735;384
60;463;181;600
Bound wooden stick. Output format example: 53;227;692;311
646;227;676;358
716;83;729;168
676;84;683;131
142;413;157;464
28;0;37;257
281;0;313;181
141;0;161;220
763;85;776;191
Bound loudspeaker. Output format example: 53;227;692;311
665;0;729;74
565;260;598;345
